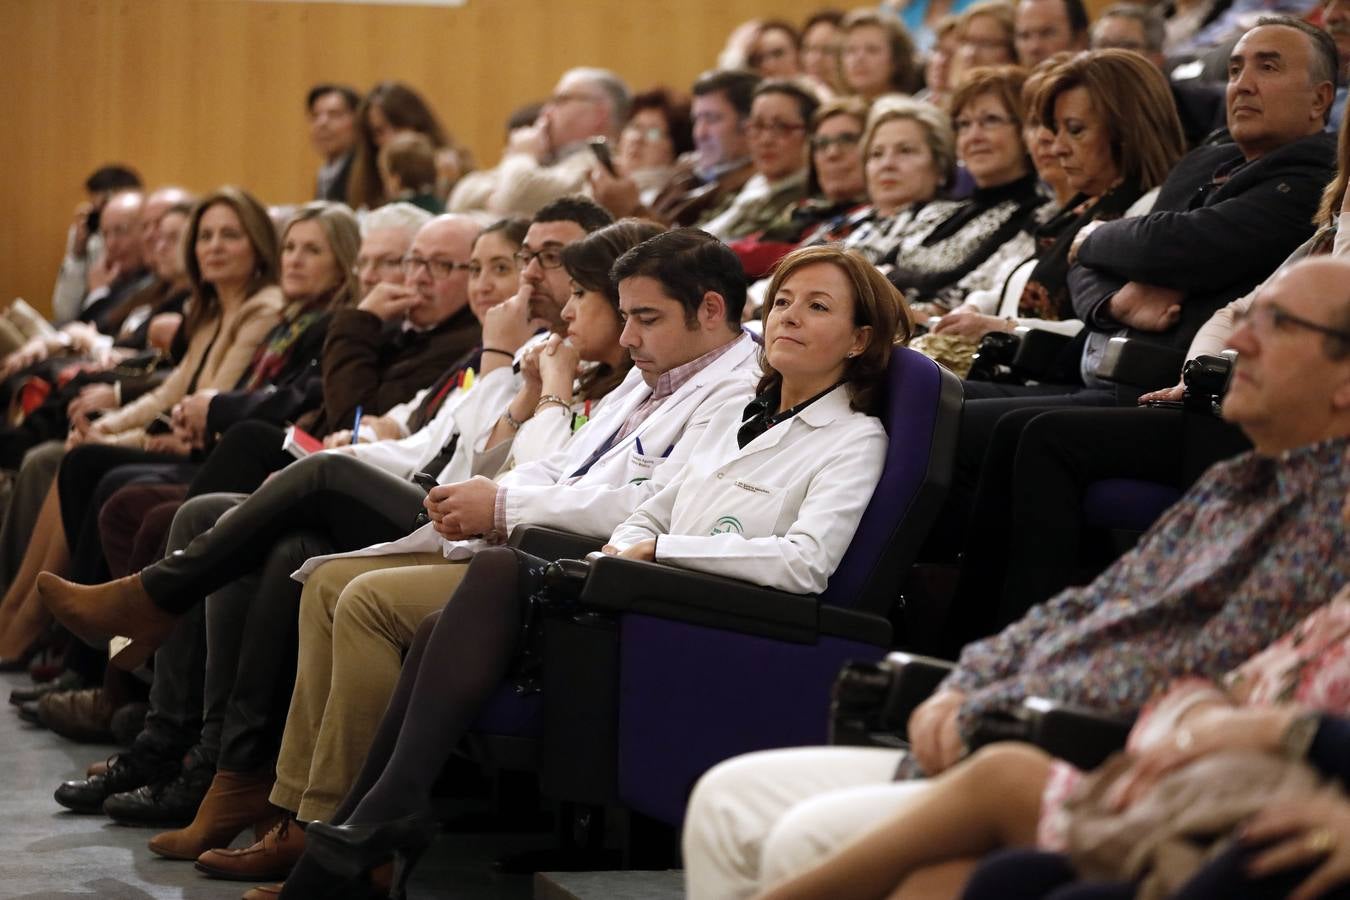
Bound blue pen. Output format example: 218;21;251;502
350;405;363;445
635;436;645;456
661;444;674;458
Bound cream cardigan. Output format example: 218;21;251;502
96;285;285;447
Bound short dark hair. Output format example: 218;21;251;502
533;195;615;234
478;216;531;250
629;87;695;157
752;79;822;126
803;8;846;32
306;83;360;113
563;220;667;310
610;228;746;327
692;69;762;117
1253;15;1339;103
85;165;142;194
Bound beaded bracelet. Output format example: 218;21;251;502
534;394;570;415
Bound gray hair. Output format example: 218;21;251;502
566;66;632;130
862;95;957;188
361;201;433;240
1093;3;1166;54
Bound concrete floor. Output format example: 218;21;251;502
0;671;545;900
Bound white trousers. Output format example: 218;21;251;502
682;746;930;899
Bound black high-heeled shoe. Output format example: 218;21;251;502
304;813;437;900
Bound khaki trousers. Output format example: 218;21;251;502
269;552;470;822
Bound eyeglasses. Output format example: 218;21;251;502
745;119;806;139
811;132;862;152
623;125;670;144
1235;302;1350;343
548;91;603;108
514;247;566;269
401;255;471;279
353;255;404;277
954;112;1016;134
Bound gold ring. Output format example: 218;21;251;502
1307;828;1337;855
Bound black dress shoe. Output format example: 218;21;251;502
54;745;180;814
9;670;82;705
103;760;214;827
16;700;43;725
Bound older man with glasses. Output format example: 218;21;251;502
450;67;629;218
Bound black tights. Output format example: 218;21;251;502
332;547;549;826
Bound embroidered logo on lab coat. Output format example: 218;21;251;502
710;516;744;535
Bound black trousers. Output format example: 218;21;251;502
947;405;1250;649
140;452;425;614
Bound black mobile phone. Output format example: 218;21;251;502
588;137;618;175
412;471;439;493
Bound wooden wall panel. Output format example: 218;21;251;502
0;0;841;314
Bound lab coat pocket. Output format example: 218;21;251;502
625;451;665;484
705;478;786;539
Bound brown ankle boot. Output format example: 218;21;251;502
195;814;306;881
36;572;178;652
148;769;281;861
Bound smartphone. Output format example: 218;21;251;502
588;137;618;175
412;471;439;494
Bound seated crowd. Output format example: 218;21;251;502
5;1;1350;898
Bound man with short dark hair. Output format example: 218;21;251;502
306;84;359;203
1013;0;1089;66
590;69;761;227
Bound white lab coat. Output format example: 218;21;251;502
608;384;887;596
340;334;549;484
292;332;762;579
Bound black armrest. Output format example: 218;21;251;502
1010;328;1073;379
829;652;956;746
1018;697;1133;770
578;555;890;646
1094;337;1184;390
507;525;605;561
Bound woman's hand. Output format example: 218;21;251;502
173;390;217;444
537;334;580;393
932;307;1013;341
519;342;545;396
1106;706;1297;812
66;421;114;450
1243;796;1350;900
906;688;968;775
68;383;118;431
615;540;657;562
1138;381;1185;405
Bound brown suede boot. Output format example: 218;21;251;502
241;884;282;899
196;814;306;881
36;572;178;654
147;769;281;861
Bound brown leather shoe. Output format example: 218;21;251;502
87;758;110;777
37;688;114;742
36;572;178;656
241;884;282;900
195;815;305;881
148;769;281;860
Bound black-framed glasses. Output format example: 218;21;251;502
954;113;1015;134
1236;302;1350;342
514;247;566;270
811;132;862;152
401;255;471;279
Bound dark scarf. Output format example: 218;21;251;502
238;295;332;392
1018;179;1146;322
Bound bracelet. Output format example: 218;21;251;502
534;394;570;415
482;347;514;360
500;409;523;432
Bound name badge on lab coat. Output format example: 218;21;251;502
708;478;784;537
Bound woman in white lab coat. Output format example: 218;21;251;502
280;244;913;898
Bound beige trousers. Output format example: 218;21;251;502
269;552;470;822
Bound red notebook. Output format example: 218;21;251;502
282;425;324;459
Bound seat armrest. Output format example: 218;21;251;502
1094;337;1184;390
830;652;957;745
579;555;888;645
1020;697;1133;770
1010;329;1072;379
507;525;605;561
